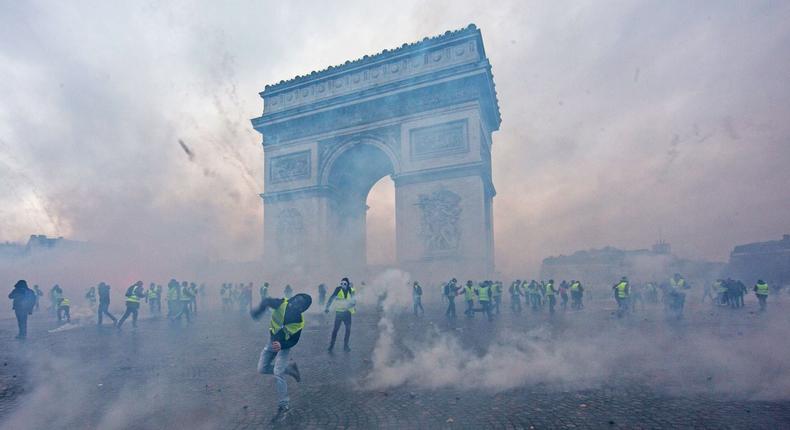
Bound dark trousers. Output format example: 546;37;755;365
493;296;501;314
445;297;457;318
58;306;70;322
15;309;29;338
172;301;192;322
477;300;493;321
98;302;117;325
511;295;522;313
330;311;352;348
465;300;475;317
118;303;139;328
413;297;424;316
547;295;556;314
757;295;767;311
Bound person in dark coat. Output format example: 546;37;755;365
9;280;36;339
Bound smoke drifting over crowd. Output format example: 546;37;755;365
2;1;789;279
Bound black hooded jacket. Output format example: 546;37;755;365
251;294;312;350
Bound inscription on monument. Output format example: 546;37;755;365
269;150;311;183
410;120;468;159
415;190;462;254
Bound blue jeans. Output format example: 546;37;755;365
258;342;291;407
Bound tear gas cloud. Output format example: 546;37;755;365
2;1;790;284
362;270;790;400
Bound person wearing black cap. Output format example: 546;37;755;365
251;292;311;423
8;280;36;339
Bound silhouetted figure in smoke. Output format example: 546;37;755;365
283;284;293;299
559;280;569;311
189;282;198;315
412;281;424;316
491;281;502;314
444;278;460;319
509;280;523;313
57;297;71;323
662;282;685;320
463;280;476;318
630;283;644;313
251;293;310;423
613;277;630;318
166;279;180;318
33;284;43;311
97;282;117;326
325;277;355;353
475;281;494;321
261;282;271;302
171;281;193;323
570;280;584;310
49;284;63;317
117;281;145;329
147;282;162;316
528;280;542;311
754;279;769;311
85;286;97;309
544;280;557;315
220;283;232;312
9;280;35;339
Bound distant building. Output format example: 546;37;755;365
727;234;790;286
0;234;83;260
540;242;724;287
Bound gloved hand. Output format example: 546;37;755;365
324;309;329;314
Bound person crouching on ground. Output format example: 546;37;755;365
251;292;310;423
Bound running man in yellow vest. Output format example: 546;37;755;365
613;277;630;318
251;293;311;423
325;277;356;353
117;281;145;329
753;279;769;311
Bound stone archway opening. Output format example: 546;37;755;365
366;175;396;268
326;143;395;275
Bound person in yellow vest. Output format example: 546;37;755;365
171;281;194;323
670;273;687;290
463;280;476;318
570;280;584;310
544;280;557;314
117;281;145;329
57;297;71;323
324;277;356;352
166;279;180;318
251;293;311;424
612;277;630;318
476;281;494;321
753;279;769;311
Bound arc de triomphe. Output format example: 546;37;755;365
252;24;501;282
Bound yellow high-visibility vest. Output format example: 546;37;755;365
270;298;304;340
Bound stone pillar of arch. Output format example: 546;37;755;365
252;24;501;283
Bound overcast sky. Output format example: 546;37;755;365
1;0;789;274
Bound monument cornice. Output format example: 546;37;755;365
256;24;500;126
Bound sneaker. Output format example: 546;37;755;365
343;345;351;352
285;363;301;382
270;405;290;423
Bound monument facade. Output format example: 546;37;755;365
251;24;501;281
